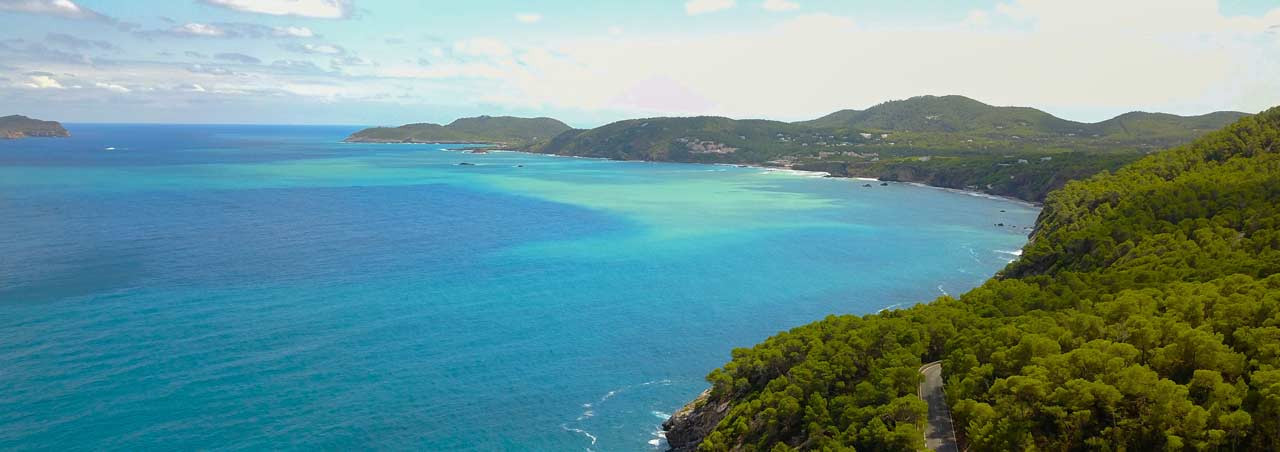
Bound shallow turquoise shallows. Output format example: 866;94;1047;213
0;125;1038;450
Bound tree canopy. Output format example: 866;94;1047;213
689;106;1280;451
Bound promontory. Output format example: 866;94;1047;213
0;115;69;139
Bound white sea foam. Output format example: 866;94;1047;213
649;427;668;448
600;390;618;403
878;303;903;313
902;182;1039;207
562;424;598;445
964;246;983;264
759;168;830;178
567;379;675;446
937;285;950;296
995;249;1023;256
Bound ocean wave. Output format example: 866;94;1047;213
937;285;950;296
878;303;903;313
902;182;1039;207
562;424;598;446
566;379;676;448
648;428;668;448
759;168;830;178
995;249;1023;256
964;245;983;264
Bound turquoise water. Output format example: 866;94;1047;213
0;125;1039;450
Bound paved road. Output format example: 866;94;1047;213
918;361;959;452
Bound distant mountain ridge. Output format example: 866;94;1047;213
345;96;1248;202
524;95;1247;201
344;116;570;145
0;115;69;139
799;95;1247;144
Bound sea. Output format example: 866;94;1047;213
0;124;1039;450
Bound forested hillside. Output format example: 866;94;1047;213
531;96;1245;202
665;106;1280;451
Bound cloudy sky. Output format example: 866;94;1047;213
0;0;1277;126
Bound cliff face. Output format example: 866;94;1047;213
661;389;730;452
0;115;69;139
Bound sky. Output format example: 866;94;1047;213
0;0;1278;127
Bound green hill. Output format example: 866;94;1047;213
800;95;1247;147
0;115;69;139
534;116;816;163
529;96;1246;202
798;95;1083;136
663;106;1280;451
344;115;570;146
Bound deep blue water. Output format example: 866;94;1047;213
0;124;1039;450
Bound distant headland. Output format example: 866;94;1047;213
343;116;570;147
0;115;70;139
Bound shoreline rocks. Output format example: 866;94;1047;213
662;389;731;452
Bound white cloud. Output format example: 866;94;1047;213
176;23;227;37
4;0;1274;123
94;81;130;92
23;74;64;89
284;42;344;54
0;0;113;21
992;0;1280;34
282;83;343;97
608;26;624;36
452;38;512;58
272;26;315;38
199;0;352;19
516;13;542;24
964;10;990;26
454;2;1279;120
685;0;734;15
761;0;798;12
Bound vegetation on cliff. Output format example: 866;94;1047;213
344;116;570;146
0;115;69;139
674;106;1280;451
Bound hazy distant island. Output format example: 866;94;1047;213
0;115;70;139
348;95;1246;203
344;115;570;147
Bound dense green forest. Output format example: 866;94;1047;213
667;106;1280;451
529;96;1246;202
344;115;569;145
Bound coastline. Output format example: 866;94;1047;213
344;140;1044;207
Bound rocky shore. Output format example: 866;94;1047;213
661;389;731;452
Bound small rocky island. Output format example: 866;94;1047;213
344;115;570;147
0;115;69;139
